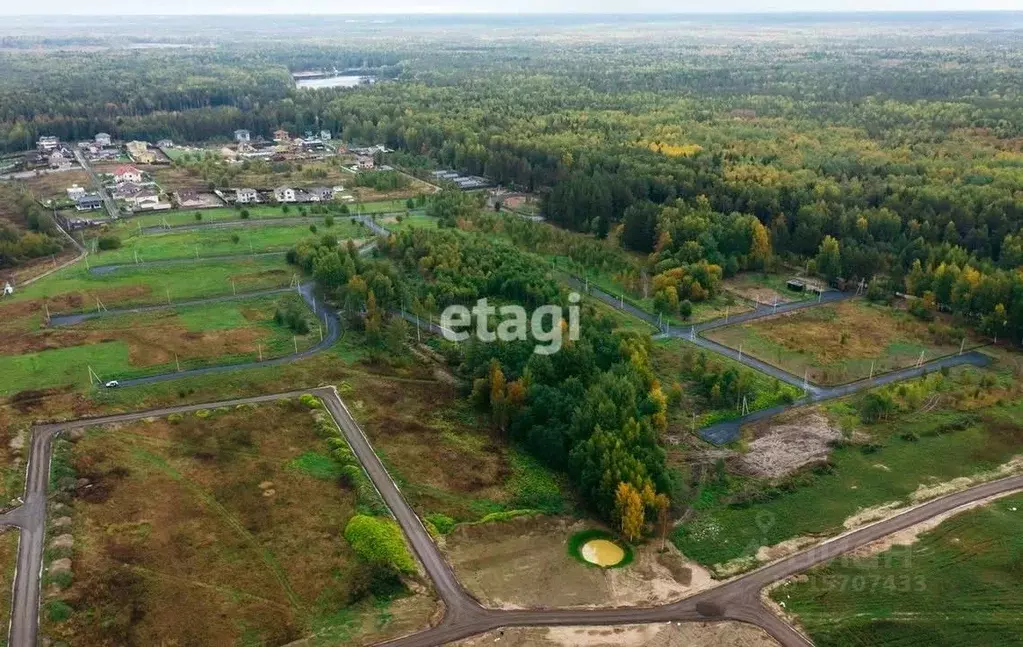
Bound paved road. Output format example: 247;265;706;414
5;387;1019;647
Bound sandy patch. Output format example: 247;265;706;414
738;411;843;479
443;516;715;609
454;622;779;647
842;501;903;530
910;455;1023;503
756;535;819;563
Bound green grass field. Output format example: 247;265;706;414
673;368;1021;570
93;220;363;264
5;255;294;313
704;300;976;386
722;272;813;304
0;293;318;394
775;493;1023;647
386;213;437;231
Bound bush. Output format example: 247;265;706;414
96;235;121;250
299;393;321;409
240;209;249;219
45;600;73;622
194;211;202;221
679;299;693;319
167;413;183;424
340;465;387;515
425;513;456;534
344;515;416;574
309;224;318;234
324;215;334;228
231;233;240;244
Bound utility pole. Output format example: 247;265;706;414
318;323;323;342
724;306;729;323
175;353;181;372
960;337;966;356
166;287;171;305
869;360;875;381
44;303;50;323
620;294;624;309
803;368;809;395
258;344;263;361
917;350;925;368
232;279;236;295
738;343;743;362
293;336;298;354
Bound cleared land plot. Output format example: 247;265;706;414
775;494;1023;647
349;379;570;524
0;292;319;393
2;255;294;315
722;272;811;305
93;220;362;264
42;401;437;646
456;623;778;647
121;205;368;228
12;168;92;202
704;299;977;385
673;367;1023;571
228;160;355;189
444;515;716;609
381;213;436;232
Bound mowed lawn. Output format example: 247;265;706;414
4;255;294;314
92;220;363;264
774;493;1023;647
0;293;318;394
44;402;436;646
673;373;1022;569
703;299;977;385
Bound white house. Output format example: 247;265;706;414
157;139;174;149
2;283;13;297
307;186;333;202
95;133;112;146
66;184;86;200
37;136;59;152
236;188;259;203
113;165;143;184
48;150;71;170
320;130;332;141
355;155;375;170
274;186;296;203
234;129;251;143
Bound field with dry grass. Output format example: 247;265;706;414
704;299;978;385
12;168;93;202
42;400;437;646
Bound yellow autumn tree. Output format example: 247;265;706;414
615;482;645;543
749;218;771;270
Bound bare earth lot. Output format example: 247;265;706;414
442;515;716;609
455;623;779;647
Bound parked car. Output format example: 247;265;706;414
104;380;120;388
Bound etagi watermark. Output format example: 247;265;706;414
439;293;581;355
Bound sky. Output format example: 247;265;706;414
2;1;1021;15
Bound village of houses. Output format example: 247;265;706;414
0;127;405;226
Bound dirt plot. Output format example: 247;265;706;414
12;168;92;200
736;409;845;479
705;299;973;385
0;284;152;322
455;623;779;647
443;515;715;609
44;401;438;646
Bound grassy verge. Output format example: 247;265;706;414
775;493;1023;647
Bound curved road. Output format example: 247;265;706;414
4;387;1019;647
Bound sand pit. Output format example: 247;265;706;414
738;410;843;479
581;539;625;567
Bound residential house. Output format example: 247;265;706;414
355;155;375;170
274;186;297;203
307;186;333;202
66;184;86;200
48;150;71;170
127;189;166;210
75;194;103;211
37;136;59;152
234;129;251;143
112;182;143;200
175;190;208;209
113;165;143;184
273;129;290;143
235;188;259;204
95;132;112;146
320;130;332;141
126;141;156;164
157;139;174;149
292;189;313;203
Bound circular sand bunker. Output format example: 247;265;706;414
581;538;625;567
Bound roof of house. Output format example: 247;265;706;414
115;165;140;176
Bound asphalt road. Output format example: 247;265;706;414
4;387;1019;647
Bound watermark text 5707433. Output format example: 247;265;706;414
439;294;580;355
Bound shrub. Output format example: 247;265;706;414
167;413;183;424
344;515;416;574
96;235;121;250
425;513;456;534
194;409;211;419
231;233;240;244
340;465;387;515
299;393;321;409
194;211;202;221
324;215;334;228
45;600;73;622
240;209;250;219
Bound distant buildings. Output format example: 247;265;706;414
273;129;291;143
66;184;86;200
235;188;259;204
234;129;251;143
307;186;333;202
430;169;493;190
126;141;157;164
355;155;375;170
95;133;112;146
114;165;143;184
320;130;332;141
156;139;174;149
274;186;297;203
48;150;71;170
37;136;59;152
